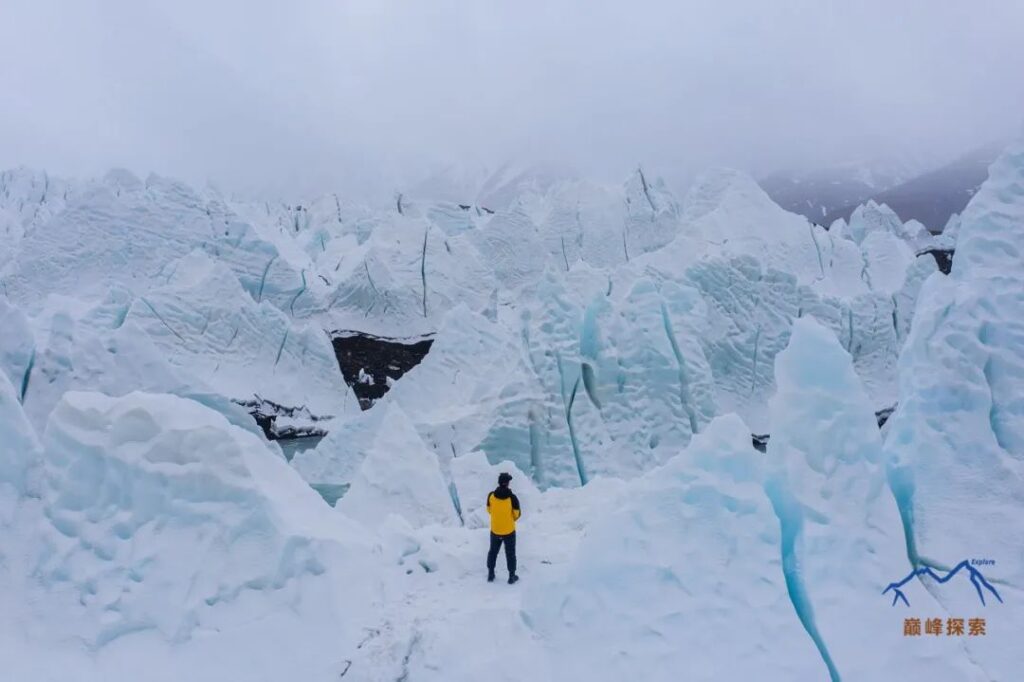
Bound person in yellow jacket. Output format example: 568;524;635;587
486;472;521;584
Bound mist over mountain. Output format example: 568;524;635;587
762;143;1003;232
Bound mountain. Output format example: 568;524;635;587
761;144;1002;232
822;143;1002;231
759;153;941;225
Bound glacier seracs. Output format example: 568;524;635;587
0;140;1018;681
883;140;1024;680
766;318;982;681
12;390;383;681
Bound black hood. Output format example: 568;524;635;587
492;486;512;500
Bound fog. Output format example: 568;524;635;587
1;0;1022;198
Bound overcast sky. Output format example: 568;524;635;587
1;0;1022;198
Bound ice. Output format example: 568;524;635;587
846;200;906;244
291;402;388;502
16;294;196;432
2;171;309;318
524;414;825;680
0;297;34;401
2;160;933;466
307;161;937;482
336;404;458;528
0;368;39;494
323;209;496;337
385;304;543;470
472;205;550;288
2;143;1017;679
450;452;538;529
0;168;73;261
125;250;357;417
883;140;1024;679
859;229;916;294
16;389;383;681
766;317;980;680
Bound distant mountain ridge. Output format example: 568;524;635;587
762;143;1002;232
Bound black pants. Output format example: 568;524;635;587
487;532;516;574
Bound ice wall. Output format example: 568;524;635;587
523;415;825;680
884;141;1024;679
767;318;980;680
19;390;382;681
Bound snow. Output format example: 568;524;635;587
0;296;34;401
883;140;1024;680
2;390;382;681
766;317;981;680
524;414;825;680
0;368;39;494
126;250;357;417
336;403;457;528
450;452;539;529
1;139;1021;679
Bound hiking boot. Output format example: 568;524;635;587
508;573;519;585
487;570;495;583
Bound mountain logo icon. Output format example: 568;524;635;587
883;560;1003;607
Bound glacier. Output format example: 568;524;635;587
882;140;1024;680
0;139;1021;680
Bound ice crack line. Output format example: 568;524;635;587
660;301;699;434
557;353;588;486
420;227;429;318
140;298;186;343
883;561;1003;607
765;477;841;682
808;223;825;278
638;166;657;214
256;255;277;303
19;348;35;404
288;269;307;316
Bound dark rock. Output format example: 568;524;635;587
751;404;897;453
233;395;329;440
330;330;434;410
917;248;954;275
875;405;896;429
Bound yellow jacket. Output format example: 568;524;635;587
487;488;521;536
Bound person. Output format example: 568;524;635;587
486;472;521;584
